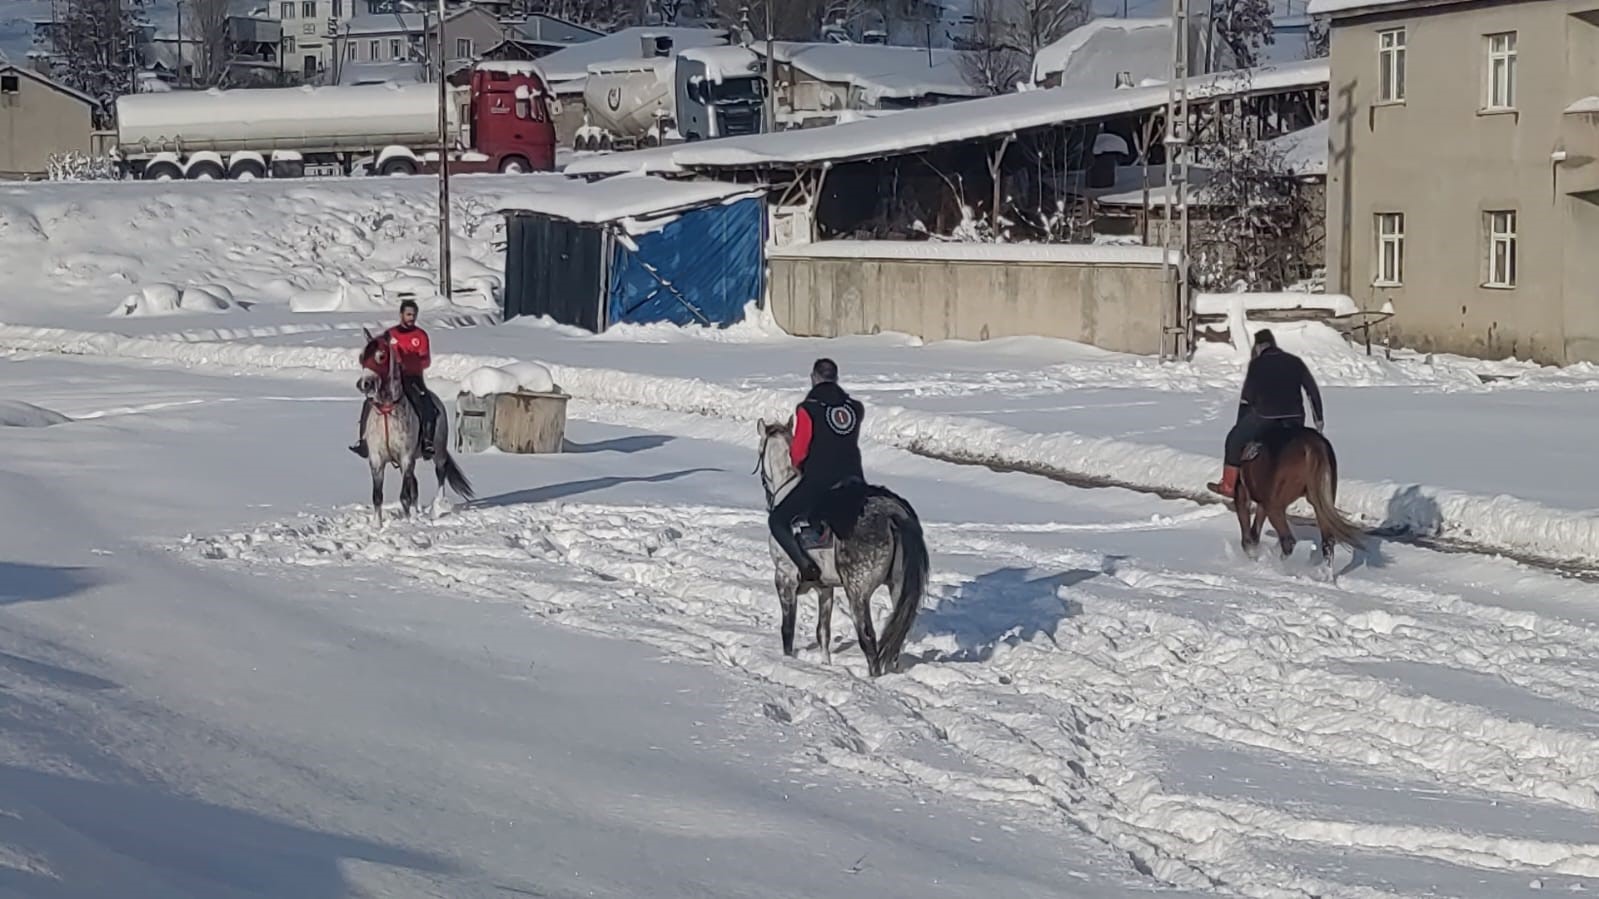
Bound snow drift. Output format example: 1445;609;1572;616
3;323;1597;568
0;400;70;427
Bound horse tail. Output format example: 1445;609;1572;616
437;448;476;501
1304;434;1363;550
877;494;929;674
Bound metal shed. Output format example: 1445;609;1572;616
497;175;766;332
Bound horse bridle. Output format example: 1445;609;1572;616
754;431;798;512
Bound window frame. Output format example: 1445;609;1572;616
1374;212;1405;286
1378;27;1407;104
1484;210;1518;289
1483;31;1517;112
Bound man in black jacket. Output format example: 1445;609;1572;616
769;358;865;583
1208;329;1326;498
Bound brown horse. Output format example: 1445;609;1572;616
1234;426;1365;565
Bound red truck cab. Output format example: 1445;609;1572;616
462;65;556;173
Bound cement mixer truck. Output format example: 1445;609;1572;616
110;63;556;180
573;41;766;152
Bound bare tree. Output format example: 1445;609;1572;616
48;0;152;127
958;0;1088;94
1211;0;1275;68
1307;16;1329;58
187;0;231;87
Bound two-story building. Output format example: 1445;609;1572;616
1313;0;1599;364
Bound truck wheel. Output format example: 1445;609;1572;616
143;161;182;182
379;157;417;176
186;160;225;181
229;159;267;181
499;156;530;174
599;134;613;151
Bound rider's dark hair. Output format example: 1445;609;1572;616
811;357;839;382
399;299;419;314
1253;328;1276;348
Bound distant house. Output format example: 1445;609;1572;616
0;64;96;178
335;5;500;79
1314;0;1599;364
481;14;603;61
756;42;983;128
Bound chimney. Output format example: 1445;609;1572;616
1114;71;1133;89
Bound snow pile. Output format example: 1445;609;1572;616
764;42;982;102
1567;96;1599;114
1193;290;1358;317
1263;119;1329;177
4;322;1598;567
113;283;237;317
0;177;511;329
1031;17;1172;89
459;360;559;396
0;399;69;427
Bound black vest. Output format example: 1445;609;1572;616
799;382;864;485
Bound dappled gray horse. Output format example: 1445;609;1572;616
356;327;473;524
756;418;929;677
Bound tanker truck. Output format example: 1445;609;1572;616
111;63;556;180
573;42;766;152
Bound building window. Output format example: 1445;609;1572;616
302;1;316;18
1485;210;1517;288
281;1;294;18
1485;31;1516;110
1375;212;1404;285
1378;28;1406;103
283;36;296;54
368;39;380;60
456;37;473;58
346;41;357;60
332;0;342;15
0;74;18;94
389;38;402;59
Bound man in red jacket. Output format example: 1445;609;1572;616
768;358;865;583
350;299;439;459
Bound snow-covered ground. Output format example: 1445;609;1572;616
5;176;1599;897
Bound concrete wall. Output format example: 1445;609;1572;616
769;244;1170;355
1325;0;1599;364
0;69;94;178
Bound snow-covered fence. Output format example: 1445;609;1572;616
767;240;1174;354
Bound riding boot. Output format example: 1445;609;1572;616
1207;465;1239;498
349;401;371;457
770;515;822;583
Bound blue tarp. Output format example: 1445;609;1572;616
606;196;764;328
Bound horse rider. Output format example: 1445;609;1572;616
769;357;866;583
349;299;439;460
1208;328;1325;499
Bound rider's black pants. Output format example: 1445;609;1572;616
1224;411;1303;466
768;476;828;572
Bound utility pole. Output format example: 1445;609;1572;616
176;0;185;88
1161;0;1192;362
763;0;775;133
435;0;452;302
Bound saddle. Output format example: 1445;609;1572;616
1242;421;1306;463
790;477;866;589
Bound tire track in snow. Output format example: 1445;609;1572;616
181;499;1599;897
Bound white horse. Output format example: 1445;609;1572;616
357;327;474;525
756;418;929;676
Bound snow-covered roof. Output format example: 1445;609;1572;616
0;62;96;106
1031;17;1173;89
1304;0;1423;16
345;13;424;35
338;60;425;85
672;59;1328;170
531;26;730;84
496;173;762;224
1263;119;1327;177
677;45;761;82
1194;292;1359;317
762;42;982;102
565;60;1327;177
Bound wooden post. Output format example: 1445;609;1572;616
491;391;568;454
